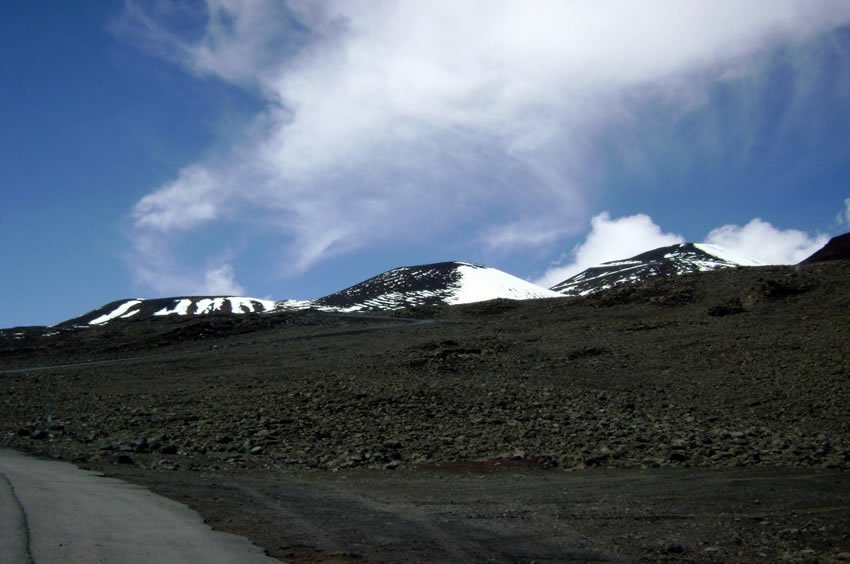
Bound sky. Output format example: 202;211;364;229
2;1;850;328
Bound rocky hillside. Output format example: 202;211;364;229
313;261;561;312
2;261;848;474
800;232;850;263
550;243;760;297
34;262;560;329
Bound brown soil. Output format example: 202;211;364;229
2;262;850;561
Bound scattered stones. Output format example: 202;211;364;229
707;299;745;317
131;437;149;453
668;451;689;463
92;439;114;451
665;543;685;554
0;263;848;476
0;262;849;562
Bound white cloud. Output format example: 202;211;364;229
118;1;850;291
204;264;244;295
128;233;245;296
132;259;245;297
704;219;828;264
534;212;684;287
132;166;221;232
841;198;850;225
481;221;572;252
535;214;827;288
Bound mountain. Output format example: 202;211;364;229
50;262;560;328
550;243;761;297
61;296;280;327
313;261;562;312
799;232;850;264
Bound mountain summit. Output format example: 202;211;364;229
51;262;560;328
61;296;279;327
550;243;761;297
313;261;561;312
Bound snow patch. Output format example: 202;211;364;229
276;299;314;310
154;299;193;317
195;298;225;314
450;265;562;304
89;300;143;325
227;297;276;313
694;244;762;266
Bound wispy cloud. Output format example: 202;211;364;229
839;197;850;226
117;1;850;293
128;232;245;296
133;166;222;232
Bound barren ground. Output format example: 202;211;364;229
2;262;849;561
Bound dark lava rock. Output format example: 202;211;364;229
800;232;850;263
707;299;746;317
131;437;149;453
1;262;849;476
665;543;685;554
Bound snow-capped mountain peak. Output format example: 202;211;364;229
551;243;760;297
691;244;762;267
312;261;561;312
54;262;561;327
63;296;278;327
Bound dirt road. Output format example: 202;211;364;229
97;461;850;562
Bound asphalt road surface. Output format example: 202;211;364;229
0;449;274;563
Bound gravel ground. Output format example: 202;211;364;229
1;262;849;561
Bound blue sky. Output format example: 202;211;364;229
2;1;849;328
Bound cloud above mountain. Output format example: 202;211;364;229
535;213;828;287
534;213;685;287
703;219;829;265
115;1;850;294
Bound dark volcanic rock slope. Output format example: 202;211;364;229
1;261;849;475
3;257;850;564
800;232;850;263
551;243;759;297
313;261;560;312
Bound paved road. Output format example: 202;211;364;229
0;449;275;563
